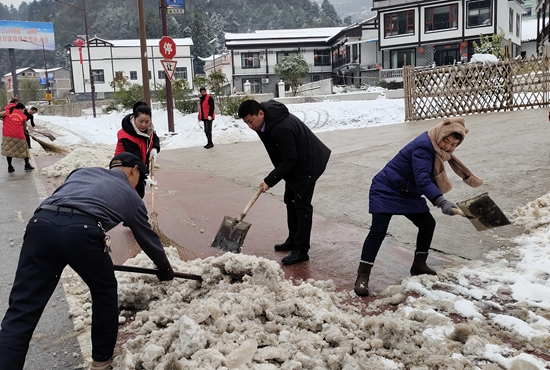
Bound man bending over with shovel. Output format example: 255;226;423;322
238;99;331;265
354;117;484;297
0;152;175;370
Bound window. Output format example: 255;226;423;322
352;44;358;62
314;49;331;66
92;69;104;83
148;71;152;80
390;49;415;69
130;71;138;80
276;51;297;64
242;52;260;68
509;9;514;33
466;0;492;27
158;71;165;79
516;13;520;37
174;67;187;80
312;75;322;82
425;4;458;32
243;78;261;93
384;10;415;37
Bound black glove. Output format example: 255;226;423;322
434;196;457;216
157;264;175;281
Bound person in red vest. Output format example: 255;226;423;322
114;101;160;198
1;102;34;173
198;87;215;149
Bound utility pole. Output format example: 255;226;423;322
160;0;175;133
138;0;151;107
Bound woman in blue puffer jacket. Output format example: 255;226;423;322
354;117;484;296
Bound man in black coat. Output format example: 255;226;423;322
238;99;331;265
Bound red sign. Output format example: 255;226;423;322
159;36;176;59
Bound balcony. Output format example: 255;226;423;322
233;63;332;76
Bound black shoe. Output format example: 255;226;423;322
204;143;214;149
281;249;309;265
24;165;35;171
8;166;14;173
274;242;294;251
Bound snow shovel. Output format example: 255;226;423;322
451;192;510;231
210;186;263;254
113;264;202;281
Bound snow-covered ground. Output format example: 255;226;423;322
29;95;550;369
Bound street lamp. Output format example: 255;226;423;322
54;0;96;118
22;39;51;105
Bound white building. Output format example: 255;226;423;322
2;67;71;101
372;0;526;68
66;37;194;99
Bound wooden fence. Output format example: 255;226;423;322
403;57;550;121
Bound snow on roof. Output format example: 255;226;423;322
522;18;538;42
225;27;344;45
3;66;67;77
79;37;193;47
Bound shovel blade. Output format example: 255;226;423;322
457;192;511;231
210;216;252;253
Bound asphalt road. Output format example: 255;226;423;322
0;158;85;369
1;107;548;368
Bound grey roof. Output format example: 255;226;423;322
225;27;345;47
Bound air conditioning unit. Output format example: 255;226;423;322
262;78;269;84
259;55;264;60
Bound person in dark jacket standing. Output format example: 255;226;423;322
238;99;331;265
354;117;484;297
115;101;160;198
23;106;37;149
198;87;215;149
0;152;175;370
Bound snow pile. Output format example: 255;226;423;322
511;192;550;233
63;233;550;370
40;144;113;178
470;54;499;65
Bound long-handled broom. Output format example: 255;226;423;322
148;158;196;261
30;134;67;154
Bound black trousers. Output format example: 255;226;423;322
203;120;213;145
24;131;31;148
360;212;436;263
283;182;316;252
0;210;118;369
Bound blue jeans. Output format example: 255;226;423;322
0;210;118;370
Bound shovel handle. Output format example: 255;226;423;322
113;264;202;281
451;207;466;217
236;186;263;222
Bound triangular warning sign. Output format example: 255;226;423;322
161;59;178;81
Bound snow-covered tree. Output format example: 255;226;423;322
473;31;506;60
274;53;309;96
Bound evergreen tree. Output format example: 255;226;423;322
274;53;309;96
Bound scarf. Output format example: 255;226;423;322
427;117;484;194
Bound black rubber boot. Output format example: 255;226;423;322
410;251;437;276
354;261;373;296
281;249;309;265
274;239;294;251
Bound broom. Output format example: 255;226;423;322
30;134;67;154
148;158;196;261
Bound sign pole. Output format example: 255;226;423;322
9;49;19;99
160;0;175;133
138;0;151;107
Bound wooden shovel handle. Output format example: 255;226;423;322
113;264;202;281
149;158;155;212
236;186;263;222
451;207;465;217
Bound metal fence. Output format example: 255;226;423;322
403;56;550;121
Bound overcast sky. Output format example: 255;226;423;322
4;0;25;8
